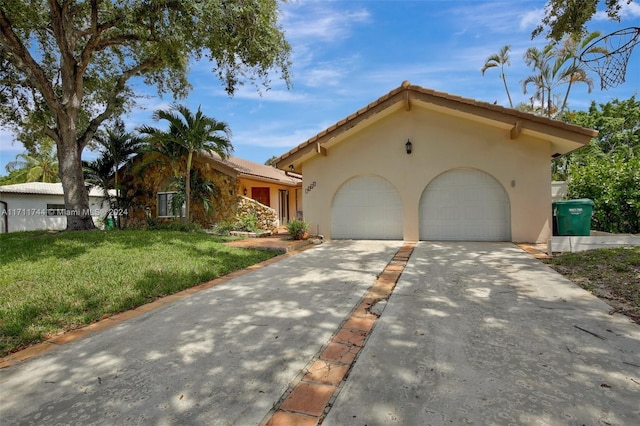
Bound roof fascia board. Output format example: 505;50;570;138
238;172;300;186
274;82;598;168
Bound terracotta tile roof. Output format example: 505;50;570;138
273;81;599;170
0;182;111;197
202;152;300;186
226;156;300;185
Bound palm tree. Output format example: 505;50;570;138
522;45;554;117
84;155;115;219
92;124;144;200
481;45;514;108
523;38;596;118
6;142;59;183
139;104;232;223
556;32;602;115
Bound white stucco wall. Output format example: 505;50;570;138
0;193;110;232
302;106;553;243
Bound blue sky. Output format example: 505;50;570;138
1;0;639;173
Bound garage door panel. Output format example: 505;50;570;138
420;169;510;241
332;175;403;240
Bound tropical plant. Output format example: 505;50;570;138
5;141;59;183
481;45;514;108
84;124;143;227
556;32;602;114
139;105;232;223
287;219;309;240
522;39;594;118
84;156;114;205
559;96;640;232
92;123;144;200
567;152;640;234
166;170;217;217
0;1;291;230
234;212;258;233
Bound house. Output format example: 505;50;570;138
0;182;112;233
227;156;302;223
273;81;597;243
123;152;301;228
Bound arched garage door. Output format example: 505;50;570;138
420;169;510;241
332;175;403;240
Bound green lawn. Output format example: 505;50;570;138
0;230;279;357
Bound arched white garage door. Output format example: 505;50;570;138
420;169;510;241
331;175;403;240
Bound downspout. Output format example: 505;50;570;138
0;200;7;233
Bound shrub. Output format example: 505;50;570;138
212;220;235;235
568;154;640;234
287;219;308;240
234;213;258;232
150;221;205;233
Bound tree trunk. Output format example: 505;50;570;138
185;151;192;224
57;134;96;231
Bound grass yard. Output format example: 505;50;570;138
545;247;640;324
0;230;279;357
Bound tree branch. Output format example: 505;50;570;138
77;58;159;148
47;0;76;75
0;7;61;116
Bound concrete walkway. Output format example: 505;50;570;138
1;241;639;425
325;242;640;425
0;241;402;425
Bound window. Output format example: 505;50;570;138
46;204;66;216
157;192;185;218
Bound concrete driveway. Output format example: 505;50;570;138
1;241;639;425
325;242;640;425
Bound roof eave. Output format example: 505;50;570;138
274;82;598;171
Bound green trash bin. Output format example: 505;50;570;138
553;199;594;236
105;217;115;230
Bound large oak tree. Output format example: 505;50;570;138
0;0;291;230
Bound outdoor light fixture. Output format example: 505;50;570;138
289;164;295;170
243;188;247;196
405;139;412;154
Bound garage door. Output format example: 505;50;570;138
332;175;403;239
420;169;510;241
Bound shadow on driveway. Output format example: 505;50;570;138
325;242;640;425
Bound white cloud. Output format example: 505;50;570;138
620;1;640;18
448;2;542;35
519;8;544;31
233;122;326;148
304;67;344;87
595;1;640;20
281;4;371;43
223;85;310;103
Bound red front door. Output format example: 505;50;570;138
251;187;271;207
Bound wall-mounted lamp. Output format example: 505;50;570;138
289;164;295;170
405;139;413;154
243;188;247;196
